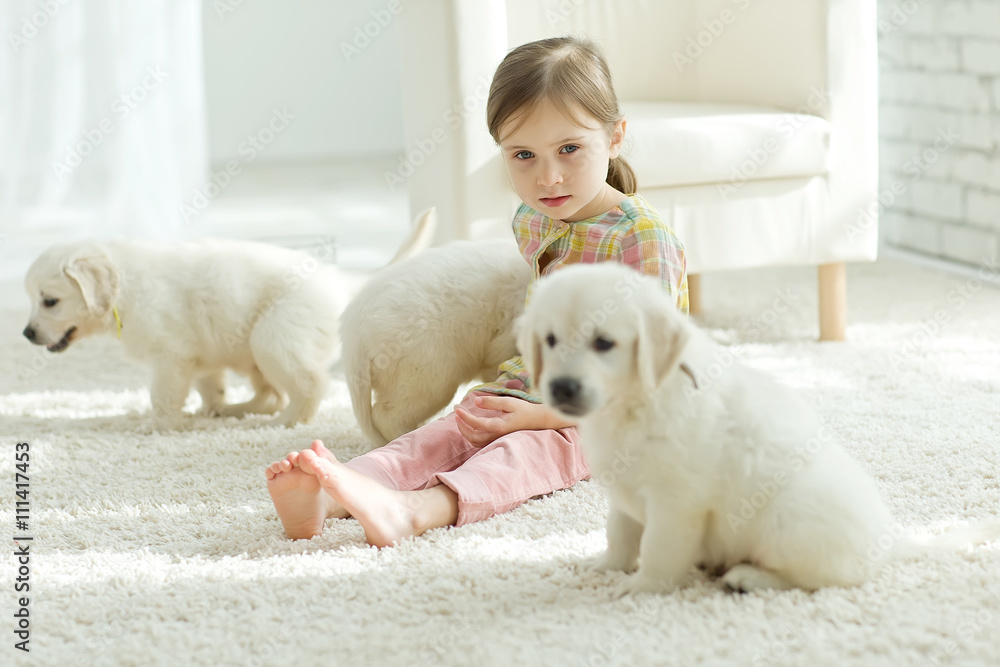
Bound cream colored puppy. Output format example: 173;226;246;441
22;210;435;429
341;239;531;446
518;263;1000;594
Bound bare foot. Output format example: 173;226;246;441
265;440;349;539
298;448;458;548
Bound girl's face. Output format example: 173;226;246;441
498;99;626;222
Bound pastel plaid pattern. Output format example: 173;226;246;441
472;193;688;402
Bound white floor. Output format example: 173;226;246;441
4;256;1000;666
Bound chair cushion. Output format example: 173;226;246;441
621;102;831;190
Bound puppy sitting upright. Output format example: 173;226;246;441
518;263;1000;594
22;210;434;428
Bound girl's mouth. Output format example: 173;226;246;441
540;195;570;207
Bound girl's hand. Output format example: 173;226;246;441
454;395;575;447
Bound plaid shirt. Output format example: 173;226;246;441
472;193;688;402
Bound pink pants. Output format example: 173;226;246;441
344;392;590;526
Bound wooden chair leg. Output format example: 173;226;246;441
818;263;846;341
687;274;702;315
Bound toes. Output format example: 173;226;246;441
267;449;314;478
299;449;338;478
719;565;793;593
310;440;338;462
722;575;751;594
265;459;292;479
298;449;318;474
309;456;337;482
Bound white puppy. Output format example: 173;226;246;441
518;262;1000;594
341;239;531;446
22;209;435;428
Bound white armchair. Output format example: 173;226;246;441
397;0;878;340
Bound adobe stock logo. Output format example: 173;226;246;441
50;65;169;180
7;0;72;53
672;0;753;72
178;107;296;223
340;0;403;63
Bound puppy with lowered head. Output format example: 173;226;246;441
518;262;1000;594
341;239;531;446
22;209;435;428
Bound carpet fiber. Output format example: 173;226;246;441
2;257;999;667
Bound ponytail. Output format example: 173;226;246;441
607;156;637;195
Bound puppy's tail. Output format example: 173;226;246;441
344;359;389;449
386;207;437;266
894;519;1000;561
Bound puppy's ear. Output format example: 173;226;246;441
514;312;543;390
635;298;690;391
64;250;119;315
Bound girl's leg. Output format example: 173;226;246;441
343;391;486;490
266;393;484;541
433;425;590;525
299;448;460;547
268;392;589;544
298;423;589;545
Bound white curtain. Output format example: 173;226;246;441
0;0;208;243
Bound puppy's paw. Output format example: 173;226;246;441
196;394;228;417
615;572;680;597
131;417;187;435
150;413;190;432
271;414;304;429
216;404;251;419
582;550;638;575
721;564;795;594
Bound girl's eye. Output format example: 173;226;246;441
514;150;533;160
560;145;579;154
545;333;557;347
593;337;616;352
43;298;59;308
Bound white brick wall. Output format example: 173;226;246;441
878;0;1000;269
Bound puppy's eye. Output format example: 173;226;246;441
593;337;616;352
42;298;59;308
545;333;557;348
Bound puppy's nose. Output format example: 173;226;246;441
550;377;581;404
22;326;36;341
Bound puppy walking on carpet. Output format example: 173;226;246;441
21;208;435;428
518;262;1000;594
264;36;689;546
340;238;531;447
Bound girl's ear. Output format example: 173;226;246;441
609;117;626;159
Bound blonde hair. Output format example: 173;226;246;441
487;36;637;195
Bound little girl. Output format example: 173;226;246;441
264;36;688;546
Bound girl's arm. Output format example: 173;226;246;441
455;395;575;447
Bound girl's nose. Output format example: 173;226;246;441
537;161;563;187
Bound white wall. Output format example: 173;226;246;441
202;0;405;165
878;0;1000;267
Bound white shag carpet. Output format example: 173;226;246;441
2;256;1000;667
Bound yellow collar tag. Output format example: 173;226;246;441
113;306;123;339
